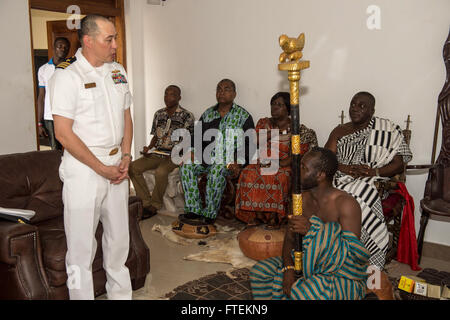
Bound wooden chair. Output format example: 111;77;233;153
415;163;450;263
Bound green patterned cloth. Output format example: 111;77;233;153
250;216;371;300
181;163;228;218
181;103;254;219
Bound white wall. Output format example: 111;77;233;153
124;0;147;158
0;0;36;154
128;0;450;245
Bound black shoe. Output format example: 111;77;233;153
142;205;158;220
183;212;202;220
203;217;216;224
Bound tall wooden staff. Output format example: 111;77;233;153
278;33;310;277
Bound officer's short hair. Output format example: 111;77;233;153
78;15;111;43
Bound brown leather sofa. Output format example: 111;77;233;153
0;150;150;299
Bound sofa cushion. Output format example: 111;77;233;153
39;219;104;274
46;268;68;288
40;229;67;271
0;150;63;224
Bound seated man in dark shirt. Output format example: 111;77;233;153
180;79;255;224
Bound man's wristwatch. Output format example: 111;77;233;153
122;153;132;161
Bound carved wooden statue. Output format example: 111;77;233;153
416;28;450;263
436;29;450;169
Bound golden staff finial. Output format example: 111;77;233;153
278;33;310;277
278;33;310;106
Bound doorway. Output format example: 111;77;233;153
31;10;84;150
29;0;127;150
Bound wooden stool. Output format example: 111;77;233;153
172;214;217;239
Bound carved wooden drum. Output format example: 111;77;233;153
238;226;286;261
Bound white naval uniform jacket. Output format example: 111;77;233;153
49;48;132;151
37;58;56;121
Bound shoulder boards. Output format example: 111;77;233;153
56;56;77;69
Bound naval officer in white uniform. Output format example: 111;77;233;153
49;15;133;300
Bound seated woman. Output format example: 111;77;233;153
235;92;318;229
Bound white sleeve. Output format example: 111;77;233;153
124;89;133;110
37;65;45;88
120;66;133;110
48;69;78;120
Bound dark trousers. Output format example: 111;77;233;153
44;120;62;150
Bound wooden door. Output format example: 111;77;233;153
47;20;80;60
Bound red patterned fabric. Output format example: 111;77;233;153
395;182;421;271
235;118;317;223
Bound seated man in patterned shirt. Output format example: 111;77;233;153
180;79;255;224
129;85;195;218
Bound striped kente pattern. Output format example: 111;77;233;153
250;216;370;300
333;117;412;270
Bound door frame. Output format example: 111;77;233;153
28;0;127;150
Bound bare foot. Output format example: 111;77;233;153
266;213;280;230
247;215;263;227
255;212;266;223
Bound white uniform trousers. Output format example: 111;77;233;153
59;150;132;300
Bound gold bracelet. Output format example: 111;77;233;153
375;168;380;176
281;265;295;273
